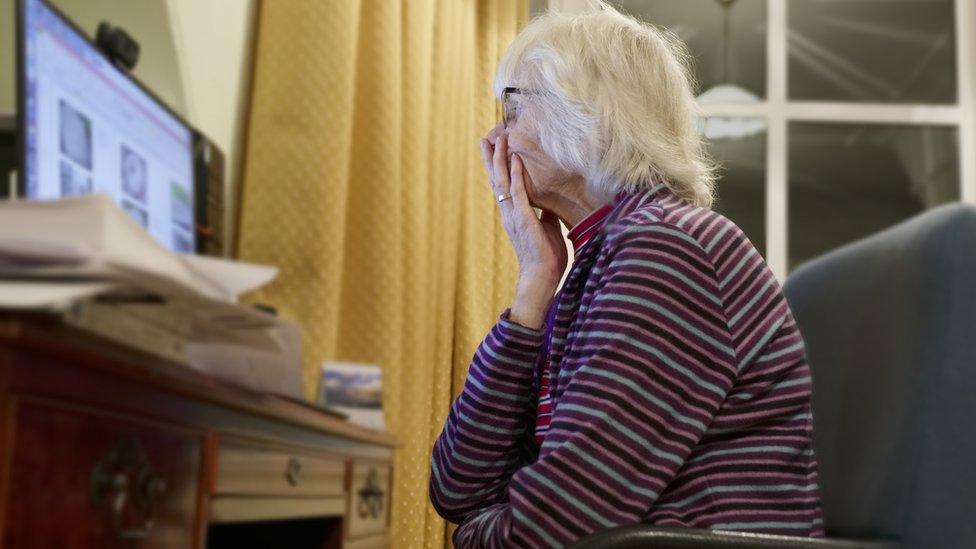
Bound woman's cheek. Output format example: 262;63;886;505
506;131;539;155
521;160;548;201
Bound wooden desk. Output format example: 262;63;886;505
0;313;396;548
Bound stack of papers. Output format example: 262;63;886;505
0;195;304;400
0;194;276;307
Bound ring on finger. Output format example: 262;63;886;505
497;192;513;203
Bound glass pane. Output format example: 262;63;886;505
612;0;767;102
702;117;767;254
789;122;959;269
788;0;956;103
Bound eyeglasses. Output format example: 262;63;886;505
502;86;536;129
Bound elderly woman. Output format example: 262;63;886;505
429;5;823;547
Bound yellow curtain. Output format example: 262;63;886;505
236;1;528;547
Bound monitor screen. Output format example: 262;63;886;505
18;0;196;254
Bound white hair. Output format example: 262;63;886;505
494;2;717;208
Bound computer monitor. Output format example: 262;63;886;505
17;0;197;254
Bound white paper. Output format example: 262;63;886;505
0;280;112;310
182;254;278;301
185;318;303;401
0;237;92;264
0;195;277;301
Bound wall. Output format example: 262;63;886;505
0;0;188;114
167;0;257;247
0;0;15;113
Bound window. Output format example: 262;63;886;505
788;0;956;104
788;122;959;268
702;117;767;254
613;0;767;101
549;0;975;279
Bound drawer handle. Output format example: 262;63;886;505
285;457;303;486
90;438;166;540
357;468;385;519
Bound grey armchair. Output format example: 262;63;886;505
571;203;976;549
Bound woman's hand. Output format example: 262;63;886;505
480;134;568;330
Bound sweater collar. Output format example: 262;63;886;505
568;183;674;257
567;203;614;254
602;183;672;229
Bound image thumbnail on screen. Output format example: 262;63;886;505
59;100;92;170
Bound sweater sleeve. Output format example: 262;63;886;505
428;311;545;523
451;223;738;548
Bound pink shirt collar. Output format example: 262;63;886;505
567;203;614;254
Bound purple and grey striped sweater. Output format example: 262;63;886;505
430;185;824;547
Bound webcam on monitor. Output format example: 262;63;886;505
95;22;140;72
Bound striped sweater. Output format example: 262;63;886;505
535;203;615;445
430;186;824;547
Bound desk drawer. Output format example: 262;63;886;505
346;459;391;540
215;441;345;497
3;400;202;549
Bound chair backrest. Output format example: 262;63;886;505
783;203;976;549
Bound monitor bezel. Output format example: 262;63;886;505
15;0;199;251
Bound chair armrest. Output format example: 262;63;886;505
567;525;899;549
